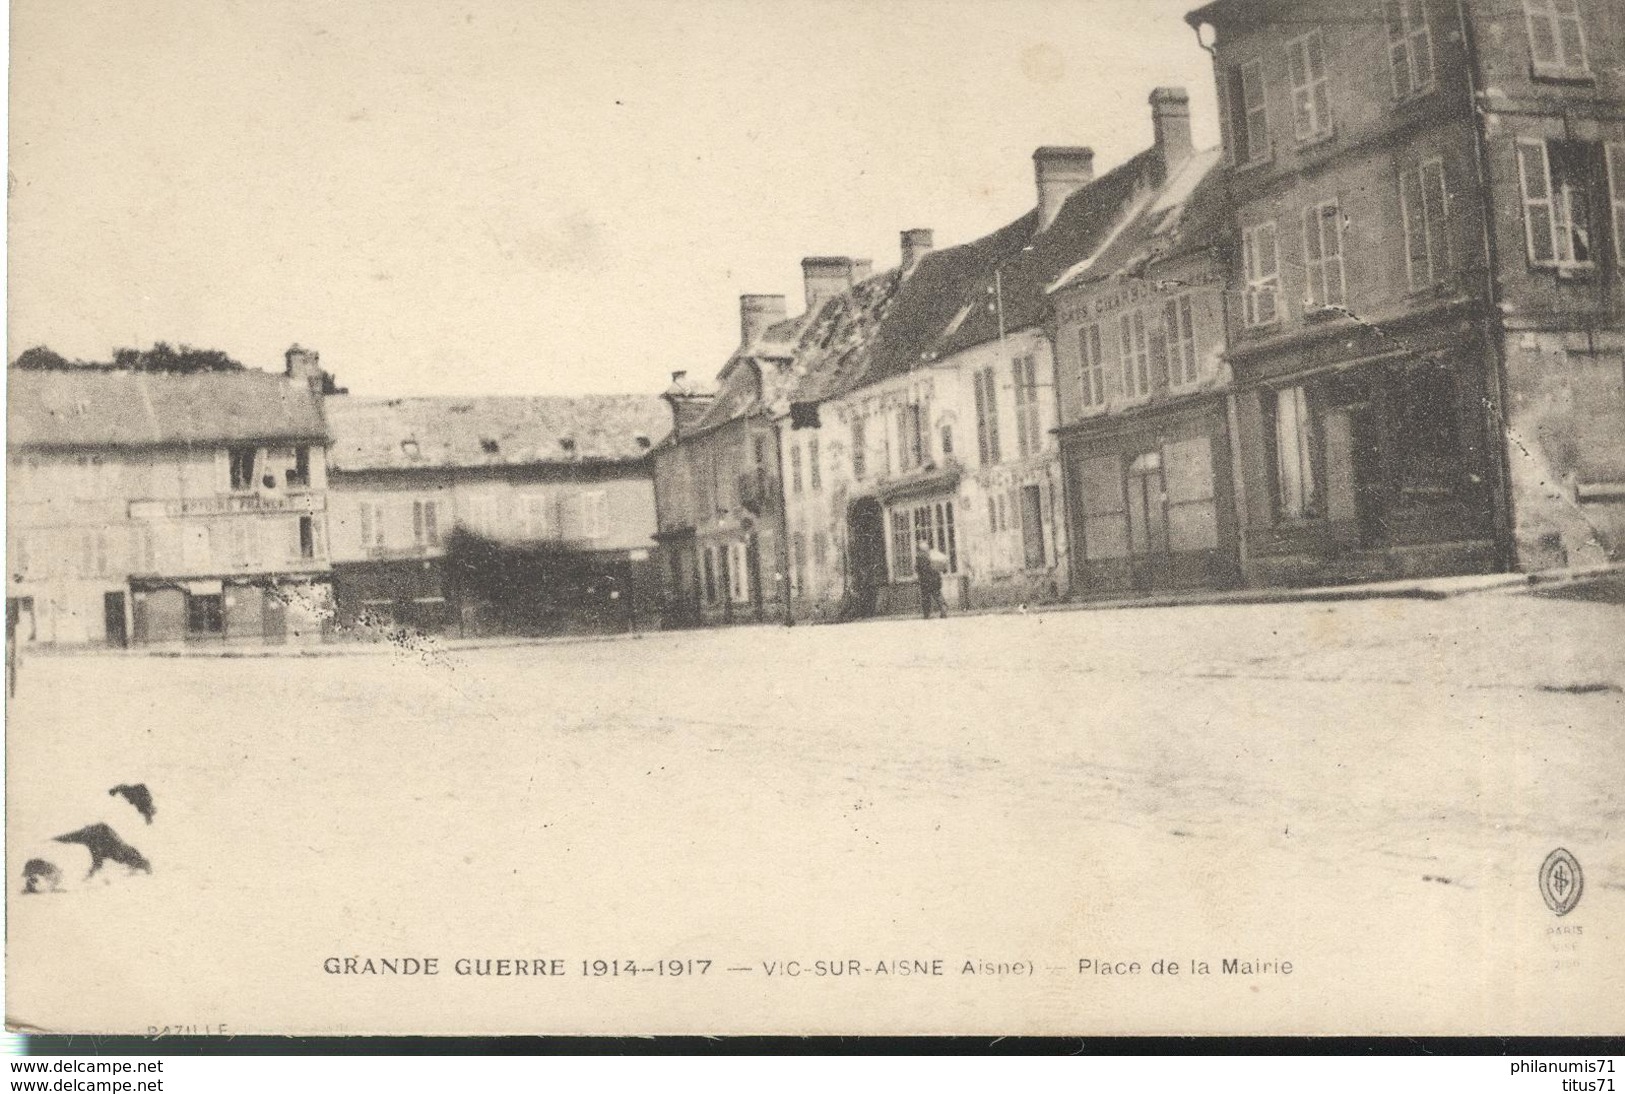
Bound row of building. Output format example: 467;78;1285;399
648;0;1624;626
6;350;669;646
8;0;1621;646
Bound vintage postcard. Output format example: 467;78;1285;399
6;0;1622;1037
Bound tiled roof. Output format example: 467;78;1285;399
326;394;670;472
7;367;327;449
931;149;1162;358
1047;147;1226;293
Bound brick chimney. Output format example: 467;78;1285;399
1150;87;1193;172
900;228;934;270
1033;147;1095;231
284;344;323;390
739;294;788;347
801;256;857;311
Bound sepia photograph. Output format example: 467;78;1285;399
5;0;1623;1041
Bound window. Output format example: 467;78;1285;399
896;403;926;471
78;530;109;578
791;532;807;596
1119;311;1151;398
941;426;954;459
889;500;958;581
1523;0;1589;78
1020;484;1046;569
228;447;257;491
1401;158;1451;289
231;521;254;567
973;367;1001;464
1271;386;1322;521
701;547;717;604
808;436;822;490
1517;140;1594;268
790;445;804;495
298;516;317;560
1385;0;1434;98
521;494;550;539
1609;144;1625;265
1164;295;1198;387
412;499;441;547
1302;200;1347;310
1242;222;1281;326
288;447;311;489
186;593;224;636
579;491;609;539
1226;59;1269;166
851;418;867;480
1078;322;1106;409
1012;356;1042;457
359;501;388;549
728;541;749;603
812;531;828;568
1287;31;1331;140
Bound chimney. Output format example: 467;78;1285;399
850;258;875;283
1150;86;1193;172
900;228;934;270
284;344;323;391
739;294;788;347
1033;147;1095;231
801;256;856;310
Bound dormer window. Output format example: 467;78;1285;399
401;439;421;460
480;438;500;455
635;434;652;450
560;437;578;457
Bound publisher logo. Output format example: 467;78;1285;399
1539;848;1583;917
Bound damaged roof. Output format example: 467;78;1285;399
7;367;328;449
327;394;670;472
1047;147;1227;294
930;149;1163;358
683;301;832;434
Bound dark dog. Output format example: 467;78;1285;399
109;783;156;825
53;823;152;878
21;858;62;894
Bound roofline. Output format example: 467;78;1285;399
327;454;655;476
9;433;331;452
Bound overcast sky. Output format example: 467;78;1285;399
8;0;1219;397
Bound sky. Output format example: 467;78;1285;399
7;0;1219;397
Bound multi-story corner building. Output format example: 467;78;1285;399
325;393;668;635
1050;91;1241;597
6;348;334;646
1184;0;1623;584
650;260;861;627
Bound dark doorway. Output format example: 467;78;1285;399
844;497;887;619
262;588;287;643
103;592;128;648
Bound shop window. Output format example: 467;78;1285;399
1270;386;1323;521
1385;0;1435;98
1390;367;1465;505
186;593;224;636
889;501;957;581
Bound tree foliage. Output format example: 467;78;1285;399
10;342;246;373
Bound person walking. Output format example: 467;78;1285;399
914;539;948;620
